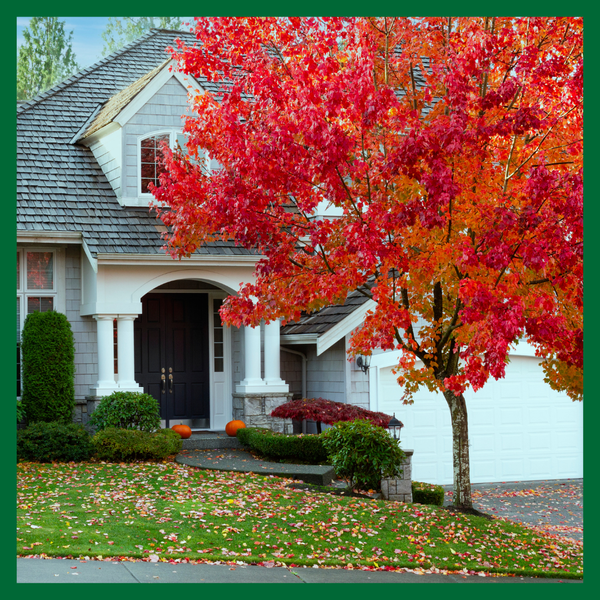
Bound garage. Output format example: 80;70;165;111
370;345;583;485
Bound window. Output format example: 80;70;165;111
213;298;224;373
140;133;170;194
139;131;210;196
17;250;57;396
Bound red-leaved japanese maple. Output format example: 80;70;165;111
152;17;583;509
270;397;392;432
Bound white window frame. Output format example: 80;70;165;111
138;129;211;198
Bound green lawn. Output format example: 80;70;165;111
17;461;583;579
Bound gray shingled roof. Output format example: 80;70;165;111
17;29;251;258
280;288;371;337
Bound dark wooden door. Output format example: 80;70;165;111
134;293;210;425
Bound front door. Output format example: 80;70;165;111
134;293;210;427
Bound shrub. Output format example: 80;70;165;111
92;427;182;462
17;421;94;463
237;427;328;464
88;391;161;432
321;419;405;492
271;397;392;432
17;399;26;424
412;481;445;506
21;310;75;424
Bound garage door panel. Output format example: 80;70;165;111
376;359;582;485
529;432;551;451
470;433;495;452
529;457;552;478
500;433;524;452
471;459;497;480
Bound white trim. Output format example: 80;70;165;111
316;299;376;356
17;231;82;244
96;253;261;266
78;121;121;147
280;334;319;345
208;292;232;430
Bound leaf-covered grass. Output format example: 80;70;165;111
17;462;583;579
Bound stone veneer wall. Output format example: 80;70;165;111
232;392;293;433
381;450;413;503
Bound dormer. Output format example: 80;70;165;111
75;59;206;207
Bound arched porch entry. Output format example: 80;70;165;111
133;280;232;430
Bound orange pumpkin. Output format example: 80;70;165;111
171;424;192;439
225;420;246;437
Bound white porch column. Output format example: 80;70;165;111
90;315;118;396
116;315;143;392
238;325;264;389
264;320;288;391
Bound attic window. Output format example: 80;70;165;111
140;133;170;194
140;131;209;196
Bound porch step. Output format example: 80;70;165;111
181;432;244;450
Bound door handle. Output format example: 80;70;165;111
169;367;173;394
161;368;166;394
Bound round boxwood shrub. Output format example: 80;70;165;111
17;421;94;463
322;419;406;492
92;427;182;462
21;310;75;424
412;481;445;506
88;391;161;432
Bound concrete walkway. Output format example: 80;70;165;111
16;557;582;583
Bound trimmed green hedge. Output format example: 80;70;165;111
17;421;94;463
21;310;75;424
92;427;182;462
237;427;328;464
412;481;445;505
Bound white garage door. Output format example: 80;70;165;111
374;355;583;485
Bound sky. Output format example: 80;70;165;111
16;17;115;69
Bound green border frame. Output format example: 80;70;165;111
7;3;594;598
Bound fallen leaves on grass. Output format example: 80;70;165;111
17;462;582;578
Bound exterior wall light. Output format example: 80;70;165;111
356;355;371;373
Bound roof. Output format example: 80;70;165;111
281;288;371;337
17;29;250;259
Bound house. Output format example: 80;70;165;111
17;29;582;485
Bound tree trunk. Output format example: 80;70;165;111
443;390;473;509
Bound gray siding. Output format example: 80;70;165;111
280;350;303;398
90;136;121;197
65;246;97;401
122;77;192;198
305;339;347;403
346;333;370;409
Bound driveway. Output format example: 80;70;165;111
444;479;583;542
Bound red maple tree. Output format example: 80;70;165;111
152;17;583;508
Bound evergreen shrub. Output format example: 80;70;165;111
322;419;405;491
237;427;328;463
17;421;94;462
92;427;182;462
88;391;161;432
21;310;75;423
412;481;445;506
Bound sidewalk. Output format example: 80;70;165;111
16;557;582;583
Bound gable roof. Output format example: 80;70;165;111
281;289;376;355
17;29;250;259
